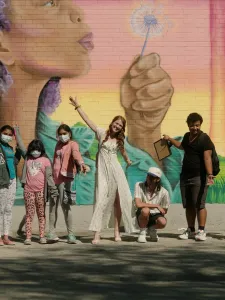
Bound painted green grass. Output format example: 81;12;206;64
207;155;225;203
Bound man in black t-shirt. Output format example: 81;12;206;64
163;113;214;241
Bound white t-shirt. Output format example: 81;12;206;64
134;182;170;215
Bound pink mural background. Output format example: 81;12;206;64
55;0;214;151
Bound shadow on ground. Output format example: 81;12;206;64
0;243;225;300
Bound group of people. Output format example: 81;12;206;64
0;97;215;245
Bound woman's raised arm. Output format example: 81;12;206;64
69;97;97;133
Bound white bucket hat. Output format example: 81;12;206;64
147;167;162;178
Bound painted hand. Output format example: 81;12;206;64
120;53;174;159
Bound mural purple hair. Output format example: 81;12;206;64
0;0;61;111
0;62;13;95
0;0;10;32
0;0;13;96
38;77;61;115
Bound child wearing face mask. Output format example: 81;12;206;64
47;124;87;244
0;125;25;246
21;139;58;245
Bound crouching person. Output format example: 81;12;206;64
135;167;170;243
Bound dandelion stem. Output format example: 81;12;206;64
141;25;150;56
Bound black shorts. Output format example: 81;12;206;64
136;208;165;228
180;176;208;209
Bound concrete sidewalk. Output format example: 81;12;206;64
11;204;225;234
0;204;225;300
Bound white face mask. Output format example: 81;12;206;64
59;134;70;143
30;151;41;158
1;134;13;143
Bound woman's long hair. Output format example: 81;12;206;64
102;116;126;151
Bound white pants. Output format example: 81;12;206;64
0;179;17;236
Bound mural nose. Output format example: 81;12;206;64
70;13;82;24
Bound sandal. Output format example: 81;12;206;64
91;239;100;245
91;232;101;245
3;238;15;245
114;236;122;242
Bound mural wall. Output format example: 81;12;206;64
0;0;224;205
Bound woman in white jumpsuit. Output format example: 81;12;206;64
69;97;134;244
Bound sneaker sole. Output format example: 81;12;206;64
195;237;207;241
137;239;147;243
149;238;159;242
47;237;59;242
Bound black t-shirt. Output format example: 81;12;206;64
181;131;214;179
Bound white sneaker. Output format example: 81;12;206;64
137;229;147;243
148;227;159;242
24;239;31;245
195;230;207;241
178;228;195;240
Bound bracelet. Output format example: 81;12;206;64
74;105;81;110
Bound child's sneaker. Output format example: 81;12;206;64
24;239;31;245
67;234;77;244
137;229;147;243
39;237;47;244
46;233;59;242
178;228;195;240
148;227;159;242
195;230;207;241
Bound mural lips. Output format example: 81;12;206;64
78;32;94;51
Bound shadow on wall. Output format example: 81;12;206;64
1;245;225;299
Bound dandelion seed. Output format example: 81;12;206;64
131;3;171;56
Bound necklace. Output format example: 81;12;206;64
189;134;199;143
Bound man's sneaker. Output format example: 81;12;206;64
39;237;47;244
178;228;195;240
46;233;59;242
67;234;77;244
137;229;147;243
195;230;207;241
24;239;31;245
148;227;159;242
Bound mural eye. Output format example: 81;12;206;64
44;0;56;7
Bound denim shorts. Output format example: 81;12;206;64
180;176;208;209
136;208;166;228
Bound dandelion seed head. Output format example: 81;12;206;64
131;4;170;38
144;14;158;26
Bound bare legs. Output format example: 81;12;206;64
114;191;122;242
92;191;122;244
138;208;167;229
186;207;207;228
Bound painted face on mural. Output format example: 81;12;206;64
3;0;93;77
188;121;201;136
